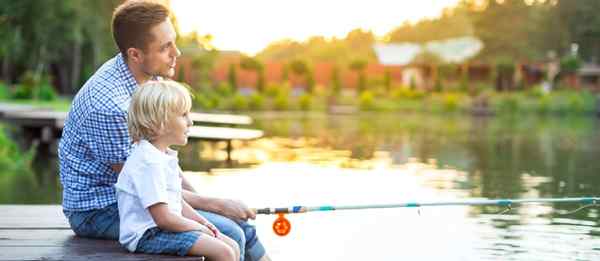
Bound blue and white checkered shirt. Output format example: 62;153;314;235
59;53;137;211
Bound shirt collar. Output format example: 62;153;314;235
138;139;178;162
115;53;138;96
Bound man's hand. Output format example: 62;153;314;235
216;198;256;222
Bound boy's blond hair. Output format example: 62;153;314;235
128;80;192;142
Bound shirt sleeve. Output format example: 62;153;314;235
130;162;169;209
85;108;130;164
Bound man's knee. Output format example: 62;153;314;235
238;222;259;246
221;223;246;247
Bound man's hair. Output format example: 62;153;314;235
128;80;192;142
112;0;171;58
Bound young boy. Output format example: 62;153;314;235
115;80;240;260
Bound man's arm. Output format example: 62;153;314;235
181;174;256;221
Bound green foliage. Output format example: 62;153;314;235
0;82;10;100
442;93;461;112
383;70;392;93
230;94;248;111
349;59;367;71
330;66;342;95
273;93;289;110
227;64;237;92
306;71;316;94
526;85;546;98
38;83;58;101
248;93;265;110
298;94;312;111
289;59;309;75
391;87;425;100
357;72;367;93
497;95;521;114
359;91;376;111
537;94;552;114
215;82;233;97
192;89;219;110
0;125;35;172
560;55;582;73
257;69;266;93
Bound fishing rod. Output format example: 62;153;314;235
252;197;600;236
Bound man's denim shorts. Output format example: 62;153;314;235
135;227;201;256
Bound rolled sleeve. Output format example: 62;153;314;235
86;109;131;165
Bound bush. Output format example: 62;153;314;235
230;94;248;111
359;91;376;111
273;93;289;110
442;93;460;112
537;95;552;114
497;95;520;114
193;93;217;110
298;94;312;111
391;87;425;100
567;93;585;113
216;82;233;97
526;85;546;98
248;93;265;110
0;125;35;172
0;81;9;100
37;80;57;101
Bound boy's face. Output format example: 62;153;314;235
161;110;193;147
139;19;180;79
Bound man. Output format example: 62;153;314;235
58;1;269;260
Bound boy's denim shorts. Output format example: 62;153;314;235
135;227;201;256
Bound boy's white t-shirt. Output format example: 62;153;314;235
114;140;184;252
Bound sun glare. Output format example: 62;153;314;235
170;0;460;55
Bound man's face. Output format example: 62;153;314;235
139;19;180;78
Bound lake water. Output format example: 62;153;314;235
2;112;600;260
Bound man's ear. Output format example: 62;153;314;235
127;47;144;64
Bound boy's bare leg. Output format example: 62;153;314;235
188;233;237;261
218;234;241;261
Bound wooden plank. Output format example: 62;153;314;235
189;112;252;126
2;110;67;129
188;126;263;141
0;103;46;117
0;205;69;229
0;206;203;260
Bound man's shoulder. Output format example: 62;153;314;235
76;56;132;114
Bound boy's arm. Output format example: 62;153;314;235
148;203;209;233
182;199;220;237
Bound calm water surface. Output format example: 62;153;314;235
2;113;600;260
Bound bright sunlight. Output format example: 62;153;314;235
170;0;460;55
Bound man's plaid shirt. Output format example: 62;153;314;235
59;53;137;211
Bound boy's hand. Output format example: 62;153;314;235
204;222;220;237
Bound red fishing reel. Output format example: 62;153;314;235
272;213;291;236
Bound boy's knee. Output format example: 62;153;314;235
219;245;237;261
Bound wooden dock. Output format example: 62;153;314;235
0;106;263;162
0;205;203;260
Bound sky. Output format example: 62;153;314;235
170;0;460;55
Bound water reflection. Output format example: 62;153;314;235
2;113;600;260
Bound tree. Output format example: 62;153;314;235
240;56;265;92
557;0;600;62
349;59;368;93
227;64;237;91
